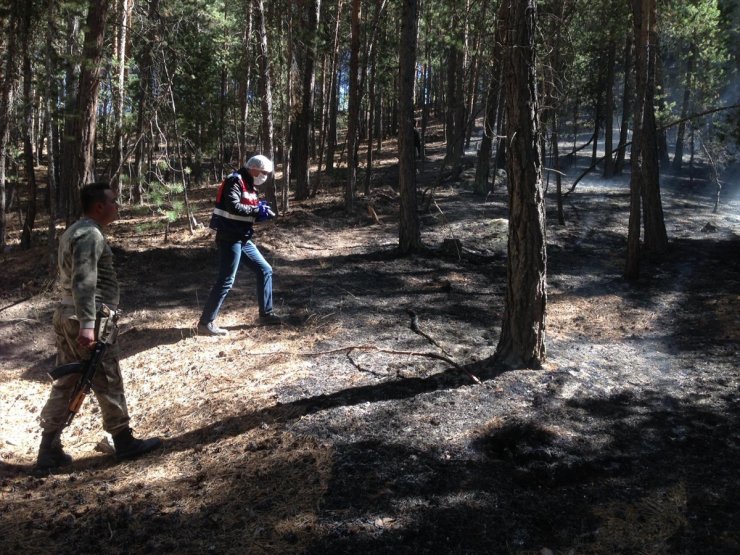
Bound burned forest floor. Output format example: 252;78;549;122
1;136;739;554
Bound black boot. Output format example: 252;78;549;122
112;428;162;460
36;431;73;470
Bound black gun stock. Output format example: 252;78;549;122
48;361;84;380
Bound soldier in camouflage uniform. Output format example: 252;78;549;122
36;183;161;469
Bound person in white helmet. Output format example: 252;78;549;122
198;155;281;335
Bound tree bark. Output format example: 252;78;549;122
0;5;18;249
255;0;276;210
615;34;632;175
325;3;341;174
292;0;321;200
673;50;693;171
625;0;649;280
474;33;502;195
237;0;254;166
281;3;294;211
46;0;59;272
398;0;422;254
345;0;361;212
110;0;131;191
133;0;159;204
20;0;38;249
66;0;110;218
603;37;617;178
640;0;667;255
494;0;547;369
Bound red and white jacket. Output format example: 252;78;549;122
208;172;259;241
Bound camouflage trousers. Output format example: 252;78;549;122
39;305;130;435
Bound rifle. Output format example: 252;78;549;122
48;304;120;428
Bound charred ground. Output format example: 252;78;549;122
1;141;738;554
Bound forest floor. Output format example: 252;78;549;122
1;133;739;554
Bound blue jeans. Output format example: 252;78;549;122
200;239;273;324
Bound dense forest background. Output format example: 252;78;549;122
1;0;737;363
1;0;739;553
0;0;736;241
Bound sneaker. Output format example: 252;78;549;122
258;313;283;325
197;321;229;336
113;428;162;460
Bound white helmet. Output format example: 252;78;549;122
245;154;274;174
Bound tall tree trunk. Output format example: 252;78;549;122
547;1;568;225
603;37;617;178
20;0;38;249
364;50;378;195
345;0;361;212
640;0;667;255
495;0;547;369
110;0;131;191
590;90;602;168
60;13;81;220
46;0;59;273
237;0;253;166
445;33;466;176
359;0;386;196
655;43;670;165
464;1;488;149
625;0;649;280
474;53;502;195
255;0;276;210
325;2;341;175
281;4;293;212
673;49;693;171
67;0;110;218
615;34;632;175
315;0;344;194
398;0;421;254
292;0;321;200
0;6;18;249
161;60;195;233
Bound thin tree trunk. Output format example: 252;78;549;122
464;0;488;149
0;7;18;249
615;35;632;174
398;0;421;254
281;5;293;212
603;37;617;178
46;0;59;272
238;2;254;166
292;0;321;200
474;49;502;195
162;61;194;232
640;0;667;255
111;0;131;191
625;0;649;280
60;13;81;220
655;42;670;165
495;0;547;369
673;50;693;171
325;1;342;175
364;49;378;195
345;0;361;212
255;0;276;210
590;90;602;168
20;0;38;250
67;0;110;218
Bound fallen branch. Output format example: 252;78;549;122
250;343;481;384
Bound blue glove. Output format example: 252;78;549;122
256;201;274;221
